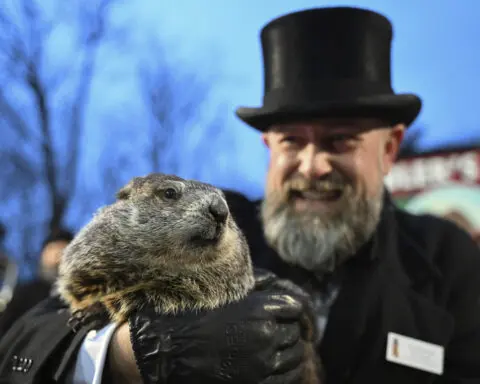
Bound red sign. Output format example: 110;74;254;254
385;148;480;197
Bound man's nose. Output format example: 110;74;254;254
297;144;332;178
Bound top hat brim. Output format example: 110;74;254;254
236;93;421;132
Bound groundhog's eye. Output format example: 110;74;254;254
163;188;178;200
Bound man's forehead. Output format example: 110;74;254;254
269;118;387;134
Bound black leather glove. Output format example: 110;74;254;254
129;269;318;384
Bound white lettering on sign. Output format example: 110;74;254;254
384;150;480;194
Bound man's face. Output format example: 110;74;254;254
40;240;70;282
260;118;405;271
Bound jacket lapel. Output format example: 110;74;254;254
319;200;455;383
318;247;385;382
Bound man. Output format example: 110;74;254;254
0;255;18;316
443;210;480;243
0;228;73;334
404;188;480;245
1;6;480;384
38;229;74;283
0;224;18;318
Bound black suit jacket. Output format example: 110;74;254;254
1;190;480;384
0;279;52;336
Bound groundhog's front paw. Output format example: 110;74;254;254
67;302;109;332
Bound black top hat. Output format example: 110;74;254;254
236;7;422;131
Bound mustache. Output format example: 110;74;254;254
283;173;349;195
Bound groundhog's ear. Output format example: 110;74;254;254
116;183;132;200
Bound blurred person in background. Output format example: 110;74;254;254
0;224;6;254
403;185;480;246
0;223;18;323
37;228;74;284
0;228;73;335
2;7;480;384
443;210;480;245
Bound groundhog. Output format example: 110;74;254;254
57;173;322;383
57;173;255;323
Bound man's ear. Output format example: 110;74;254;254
381;124;405;175
261;132;271;148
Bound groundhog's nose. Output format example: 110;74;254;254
209;197;228;224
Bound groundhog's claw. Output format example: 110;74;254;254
67;303;109;332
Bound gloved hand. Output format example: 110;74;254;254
129;269;320;384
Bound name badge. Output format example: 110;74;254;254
386;332;444;375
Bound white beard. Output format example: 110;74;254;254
261;184;383;272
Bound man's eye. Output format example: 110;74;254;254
281;136;299;143
327;135;358;151
330;134;352;142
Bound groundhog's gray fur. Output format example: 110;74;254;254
57;173;255;324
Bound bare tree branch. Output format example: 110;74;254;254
0;149;38;202
0;0;118;248
64;0;115;203
0;90;32;142
138;40;225;176
0;0;228;279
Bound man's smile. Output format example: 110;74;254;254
289;187;344;212
290;188;343;201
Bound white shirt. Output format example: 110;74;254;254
72;323;119;384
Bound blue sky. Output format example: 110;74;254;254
106;0;480;197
